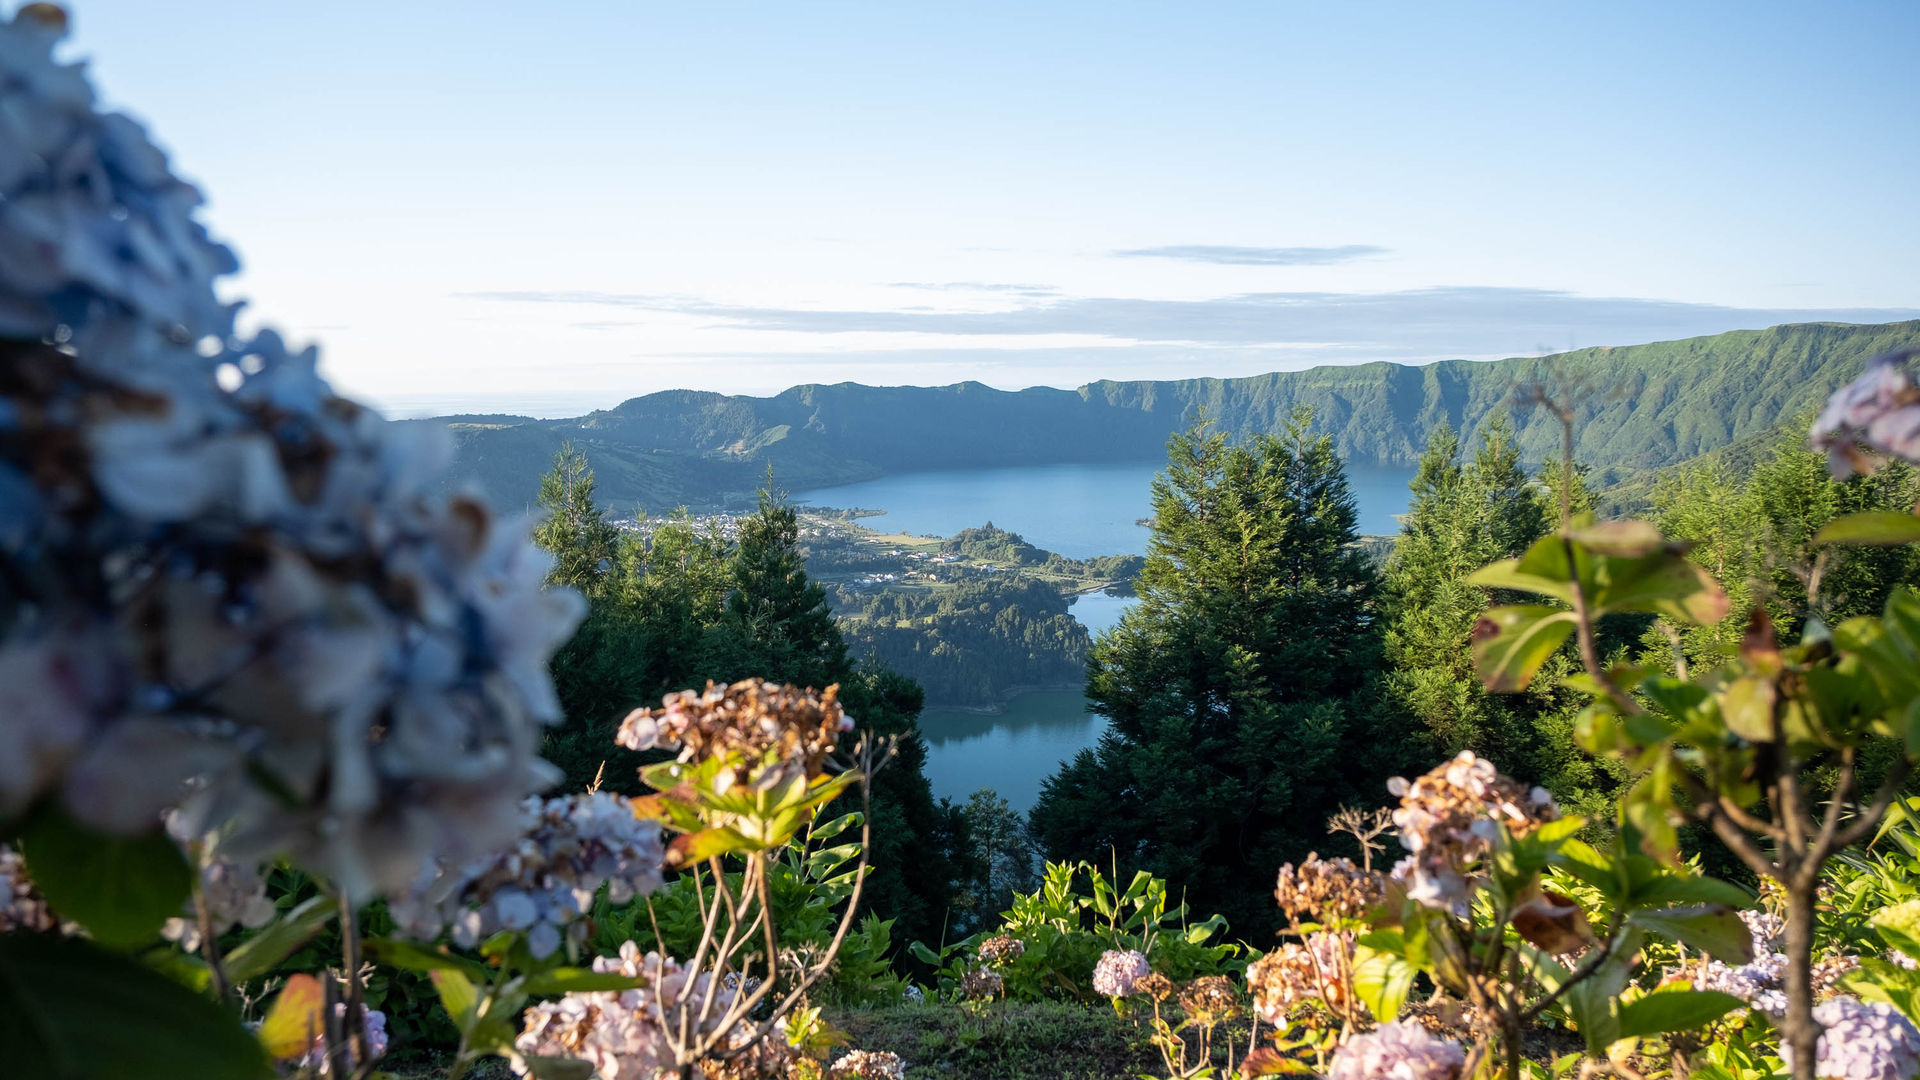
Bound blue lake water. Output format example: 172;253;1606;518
797;460;1415;559
802;460;1414;812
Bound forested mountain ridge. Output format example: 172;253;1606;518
428;320;1920;513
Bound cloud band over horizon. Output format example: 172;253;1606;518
461;284;1920;362
1111;244;1389;265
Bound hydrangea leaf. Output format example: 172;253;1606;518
362;937;492;981
1616;989;1744;1039
428;969;479;1026
1871;899;1920;963
1629;905;1754;965
1349;943;1417;1024
520;1056;596;1080
16;804;191;947
0;933;270;1080
1470;605;1576;692
518;969;649;995
257;973;326;1061
224;895;336;985
1814;510;1920;547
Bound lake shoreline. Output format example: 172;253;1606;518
921;680;1088;716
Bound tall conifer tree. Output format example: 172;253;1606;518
1029;410;1385;935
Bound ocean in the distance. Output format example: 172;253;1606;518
797;460;1415;558
802;460;1416;811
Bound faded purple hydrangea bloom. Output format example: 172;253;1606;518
1092;948;1152;997
387;793;665;958
1810;350;1920;478
1326;1021;1466;1080
0;8;584;901
1387;752;1557;914
1780;997;1920;1080
297;1005;389;1075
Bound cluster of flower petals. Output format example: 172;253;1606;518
293;1004;389;1076
1245;932;1353;1025
1780;997;1920;1080
1387;752;1556;913
389;793;665;958
1671;907;1795;1015
1810;350;1920;478
960;966;1004;1000
1273;853;1382;924
0;844;56;933
1326;1022;1466;1080
830;1049;908;1080
1091;948;1152;998
0;8;584;901
512;942;742;1080
977;934;1025;967
618;679;853;791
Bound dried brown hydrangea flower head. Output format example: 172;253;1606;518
618;679;853;786
960;966;1004;1000
1245;932;1353;1025
978;934;1025;967
1274;853;1384;925
1177;975;1242;1025
1388;752;1558;912
1136;972;1176;1003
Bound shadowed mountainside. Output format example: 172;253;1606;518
426;320;1920;514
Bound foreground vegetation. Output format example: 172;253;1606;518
15;10;1920;1080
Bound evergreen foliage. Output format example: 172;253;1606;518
838;578;1091;707
1027;410;1392;936
1376;418;1615;816
530;441;621;595
530;457;966;948
1650;423;1920;667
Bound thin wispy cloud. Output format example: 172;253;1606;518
888;282;1060;298
1112;244;1389;266
461;285;1920;360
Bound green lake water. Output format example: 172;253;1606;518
800;461;1414;811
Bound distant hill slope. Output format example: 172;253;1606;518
427;320;1920;514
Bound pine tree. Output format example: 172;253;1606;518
1380;416;1556;766
1028;410;1386;935
532;441;621;596
724;485;849;690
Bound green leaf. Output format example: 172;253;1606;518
1562;929;1642;1054
0;932;271;1080
1471;605;1577;692
1350;943;1418;1023
1185;913;1229;945
1570;520;1668;556
809;812;863;841
1631;905;1754;964
1815;511;1920;547
362;937;492;981
429;969;479;1023
520;969;649;995
1872;899;1920;962
1616;990;1744;1038
17;804;192;947
803;842;862;880
224;895;336;984
520;1056;596;1080
1628;875;1753;912
1621;758;1682;864
909;940;943;966
1548;838;1621;901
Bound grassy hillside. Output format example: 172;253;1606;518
434;320;1920;513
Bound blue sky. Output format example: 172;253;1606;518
63;1;1920;416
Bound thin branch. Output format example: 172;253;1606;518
1832;758;1915;852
